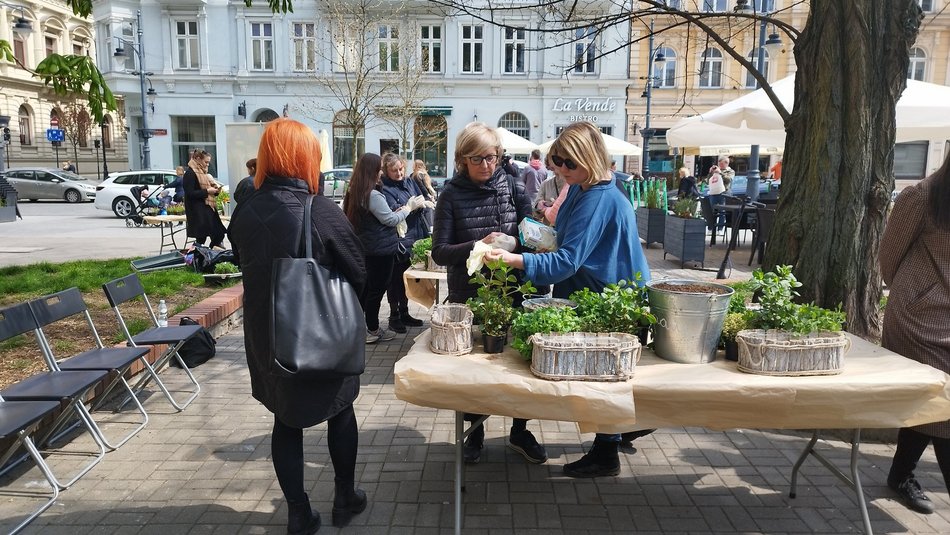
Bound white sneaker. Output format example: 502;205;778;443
369;328;396;342
365;329;381;344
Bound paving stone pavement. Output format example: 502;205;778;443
3;238;950;533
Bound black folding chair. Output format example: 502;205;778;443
749;207;776;265
101;274;202;411
0;302;106;489
0;394;62;534
699;196;727;245
29;288;150;449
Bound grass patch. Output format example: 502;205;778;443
0;335;29;351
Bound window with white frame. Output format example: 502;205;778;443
378;24;400;72
573;27;597;74
656;47;676;87
503;26;526;74
498;112;530;139
461;24;483;74
292;22;316;72
250;22;274;71
175;21;199;70
918;0;934;12
45;35;58;58
13;34;26;65
744;47;770;88
420;25;442;73
908;47;926;81
698;48;723;88
18;104;33;146
703;0;728;12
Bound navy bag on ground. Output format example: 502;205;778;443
170;316;217;368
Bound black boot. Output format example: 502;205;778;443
287;494;321;535
388;314;407;333
332;480;368;528
400;308;424;327
563;439;620;478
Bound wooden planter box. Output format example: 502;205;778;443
636;207;666;247
663;216;706;267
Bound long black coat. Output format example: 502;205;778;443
431;167;531;303
182;167;226;244
228;177;366;428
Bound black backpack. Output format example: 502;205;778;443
170;316;217;368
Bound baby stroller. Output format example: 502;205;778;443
125;185;164;227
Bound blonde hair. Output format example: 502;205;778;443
453;122;503;174
549;121;612;187
175;166;185;176
413;159;427;173
678;167;689;178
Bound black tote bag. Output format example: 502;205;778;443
269;195;365;379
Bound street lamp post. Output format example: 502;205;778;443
113;9;152;170
640;19;665;178
100;121;109;180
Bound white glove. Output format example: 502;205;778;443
406;195;425;211
423;200;437;210
395;220;408;238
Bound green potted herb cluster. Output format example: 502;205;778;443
467;260;535;353
636;181;666;247
663;196;706;267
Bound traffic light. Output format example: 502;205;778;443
94;139;101;149
2;127;10;142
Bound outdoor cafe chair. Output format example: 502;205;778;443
699;196;727;245
101;273;202;411
0;302;107;489
29;288;150;449
749;206;776;266
0;393;62;534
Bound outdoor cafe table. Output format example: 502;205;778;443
394;331;950;535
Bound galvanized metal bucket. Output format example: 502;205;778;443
647;280;734;364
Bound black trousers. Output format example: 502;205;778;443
889;427;950;495
387;256;411;317
362;254;395;331
271;405;358;503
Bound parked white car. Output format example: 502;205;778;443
95;170;179;217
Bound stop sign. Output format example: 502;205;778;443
50;117;59;127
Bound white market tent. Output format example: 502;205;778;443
537;132;643;156
496;127;539;153
667;75;950;148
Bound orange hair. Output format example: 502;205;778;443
254;118;321;192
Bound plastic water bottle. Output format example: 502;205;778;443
157;300;168;328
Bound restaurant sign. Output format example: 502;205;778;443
551;97;618;123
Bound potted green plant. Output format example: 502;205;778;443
720;312;751;361
736;266;848;375
663;197;706;268
467;260;536;353
570;276;655;344
636;180;666;247
511;306;582;360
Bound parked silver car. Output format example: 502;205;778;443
1;168;97;203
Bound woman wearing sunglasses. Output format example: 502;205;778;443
484;121;651;478
431;121;547;466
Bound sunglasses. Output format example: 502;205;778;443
468;154;499;165
550;155;578;170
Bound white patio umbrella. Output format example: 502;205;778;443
667;75;950;148
537;132;642;156
496;127;538;153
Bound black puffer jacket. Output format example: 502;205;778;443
228;177;366;428
431;167;531;302
381;176;430;256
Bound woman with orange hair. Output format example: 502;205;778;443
229;118;368;533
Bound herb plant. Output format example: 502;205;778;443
411;237;432;266
671;196;698;218
569;276;655;334
748;265;846;335
467;260;536;337
213;262;239;274
644;181;665;210
511;307;583;360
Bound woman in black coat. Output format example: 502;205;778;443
182;150;226;247
228;119;368;534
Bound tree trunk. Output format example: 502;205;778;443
764;0;922;341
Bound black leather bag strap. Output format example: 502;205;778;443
300;194;314;259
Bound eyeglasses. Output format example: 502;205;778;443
468;154;499;165
550;155;578;170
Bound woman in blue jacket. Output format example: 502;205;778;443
485;121;651;478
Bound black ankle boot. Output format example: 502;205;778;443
287;494;321;535
563;439;620;478
332;480;368;528
399;309;424;327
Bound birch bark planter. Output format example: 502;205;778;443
636;207;666;247
736;329;850;376
663;216;707;267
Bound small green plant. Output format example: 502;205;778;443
569;276;655;334
511;307;583;360
748;265;846;335
166;204;185;215
671;196;698;218
214;262;239;274
720;311;753;343
467;260;536;337
727;279;756;314
411;237;432;266
644;181;665;210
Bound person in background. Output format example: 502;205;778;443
706;164;727;229
182;149;226;248
676;166;701;199
880;151;950;515
169;166;186;203
410;159;436;230
62;160;77;173
536;164;568;225
718;155;735;194
768;157;783;182
380;153;432;333
233;158;257;205
519;149;547;206
431;122;547;466
228;118;368;534
343;153;415;344
484;121;651;478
